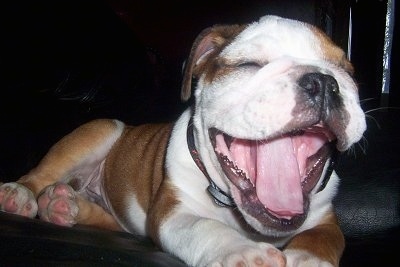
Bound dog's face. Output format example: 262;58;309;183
182;16;366;236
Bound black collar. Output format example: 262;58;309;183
317;145;337;193
186;117;236;208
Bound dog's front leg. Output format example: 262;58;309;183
153;212;286;267
283;212;344;267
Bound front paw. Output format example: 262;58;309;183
284;249;333;267
210;242;286;267
0;182;38;217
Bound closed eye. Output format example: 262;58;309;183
237;62;263;69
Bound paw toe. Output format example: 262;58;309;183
0;182;38;217
212;243;286;267
266;247;286;267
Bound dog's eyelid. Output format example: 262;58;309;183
236;61;263;68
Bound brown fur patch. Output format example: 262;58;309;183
284;211;345;266
310;26;355;76
19;119;120;195
103;123;173;230
195;25;247;85
181;24;246;101
147;179;180;246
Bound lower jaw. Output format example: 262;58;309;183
231;186;308;232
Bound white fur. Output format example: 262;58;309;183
221;16;322;64
124;195;147;235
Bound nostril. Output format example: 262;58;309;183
325;75;340;94
299;73;324;97
298;73;339;97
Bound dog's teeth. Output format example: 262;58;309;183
249;179;255;187
221;155;230;163
219;153;254;186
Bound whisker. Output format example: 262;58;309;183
365;114;381;129
359;97;376;104
357;136;368;155
343;134;368;158
346;146;356;158
364;106;400;114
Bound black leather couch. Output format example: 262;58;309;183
1;1;399;266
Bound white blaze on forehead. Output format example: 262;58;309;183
220;15;323;63
198;58;298;140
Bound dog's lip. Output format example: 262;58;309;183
209;125;335;231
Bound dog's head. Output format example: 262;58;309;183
183;16;366;236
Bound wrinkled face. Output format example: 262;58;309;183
184;16;366;235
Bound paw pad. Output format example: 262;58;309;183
37;183;79;227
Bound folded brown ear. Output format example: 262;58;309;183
180;27;216;102
180;25;245;102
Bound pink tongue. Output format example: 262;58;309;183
229;136;304;217
255;137;304;217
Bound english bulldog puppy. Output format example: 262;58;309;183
0;15;366;267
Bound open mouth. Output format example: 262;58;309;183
209;125;336;231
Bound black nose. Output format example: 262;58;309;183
298;73;339;98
